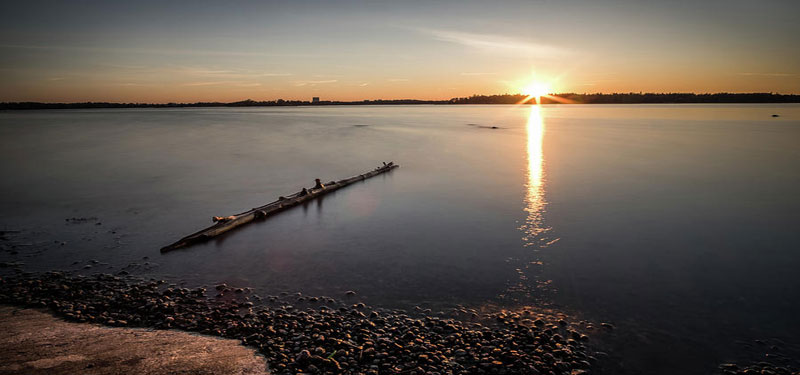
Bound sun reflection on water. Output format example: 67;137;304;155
520;105;551;246
501;105;556;303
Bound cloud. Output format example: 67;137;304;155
186;69;239;75
419;29;569;59
235;82;263;87
84;64;294;81
293;80;338;86
177;67;292;78
101;64;149;70
182;81;261;87
0;44;313;58
387;78;409;82
117;83;147;86
460;72;497;76
736;72;796;77
182;81;234;86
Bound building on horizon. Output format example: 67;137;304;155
312;97;320;104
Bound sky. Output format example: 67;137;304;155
1;0;798;102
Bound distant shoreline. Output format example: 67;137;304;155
2;93;799;110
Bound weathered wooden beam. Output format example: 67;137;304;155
160;162;398;252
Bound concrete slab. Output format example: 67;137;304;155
0;306;269;375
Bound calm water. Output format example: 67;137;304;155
1;104;799;373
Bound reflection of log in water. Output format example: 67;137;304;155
160;162;399;252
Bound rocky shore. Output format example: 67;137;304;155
1;271;600;375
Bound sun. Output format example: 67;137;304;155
516;77;574;104
522;82;551;98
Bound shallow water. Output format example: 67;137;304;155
1;104;799;374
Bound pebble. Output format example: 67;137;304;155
0;272;605;375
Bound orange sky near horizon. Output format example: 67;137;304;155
1;1;798;103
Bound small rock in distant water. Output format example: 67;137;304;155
468;123;501;129
65;217;98;224
771;114;779;117
345;290;357;296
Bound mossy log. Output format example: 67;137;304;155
160;162;398;252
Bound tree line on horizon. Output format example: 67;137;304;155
1;93;798;109
449;92;800;104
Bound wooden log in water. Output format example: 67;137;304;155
160;162;398;252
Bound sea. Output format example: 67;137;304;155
1;104;798;374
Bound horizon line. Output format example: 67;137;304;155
3;92;800;106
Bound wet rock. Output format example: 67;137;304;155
0;272;603;375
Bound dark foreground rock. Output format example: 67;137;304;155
717;362;800;375
1;272;599;374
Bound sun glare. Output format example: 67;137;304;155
523;82;551;98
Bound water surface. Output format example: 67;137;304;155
1;104;798;374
